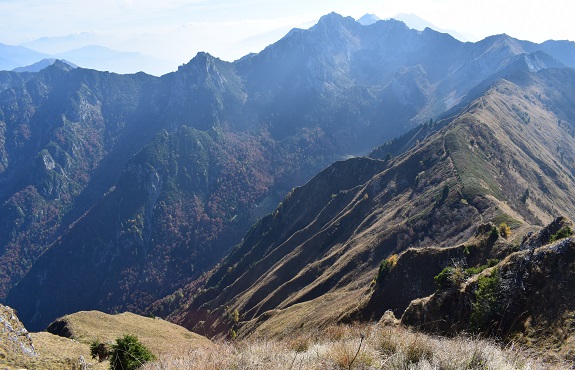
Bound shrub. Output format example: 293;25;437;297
489;225;499;241
90;339;110;362
434;265;466;289
470;270;502;333
498;223;511;239
109;334;155;370
549;225;573;243
230;308;239;323
465;259;499;276
229;329;237;340
434;266;453;288
376;254;398;284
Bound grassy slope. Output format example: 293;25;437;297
169;70;575;343
446;74;575;225
141;322;569;370
47;310;212;353
1;310;211;370
174;125;480;337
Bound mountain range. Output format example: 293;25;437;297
0;12;531;76
1;13;575;358
167;66;575;340
0;43;51;71
0;42;174;76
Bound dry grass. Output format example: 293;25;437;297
1;310;212;369
141;323;572;370
0;332;106;370
51;310;212;355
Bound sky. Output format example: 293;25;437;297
1;0;573;73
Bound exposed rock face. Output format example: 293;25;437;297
362;226;499;321
0;304;36;358
401;219;575;359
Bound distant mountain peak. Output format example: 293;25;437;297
477;33;527;54
316;12;356;28
0;43;50;71
391;13;469;41
194;51;216;60
52;59;75;70
12;58;77;73
357;14;381;26
180;51;223;70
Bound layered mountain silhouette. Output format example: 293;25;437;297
164;67;575;338
0;43;50;71
1;41;174;76
11;58;77;73
2;13;575;333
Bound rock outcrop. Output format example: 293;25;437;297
0;304;36;359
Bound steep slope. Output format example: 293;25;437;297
0;63;158;300
401;219;575;360
0;305;210;370
171;129;479;336
5;13;575;331
167;67;575;338
6;126;272;328
0;304;36;364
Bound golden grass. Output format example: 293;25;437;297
239;291;364;339
51;310;212;355
0;332;106;370
141;323;572;370
1;310;212;370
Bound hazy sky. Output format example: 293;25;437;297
2;0;573;66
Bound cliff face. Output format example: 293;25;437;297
1;304;36;361
401;218;575;360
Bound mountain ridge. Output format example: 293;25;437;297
161;65;575;339
3;12;575;333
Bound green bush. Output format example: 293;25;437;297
470;270;502;333
549;225;573;243
434;266;453;288
465;259;499;276
109;334;155;370
376;254;398;284
229;329;238;340
434;265;465;289
90;339;110;362
489;226;499;241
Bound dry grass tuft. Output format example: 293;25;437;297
141;323;572;370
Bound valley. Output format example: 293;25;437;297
1;11;575;369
